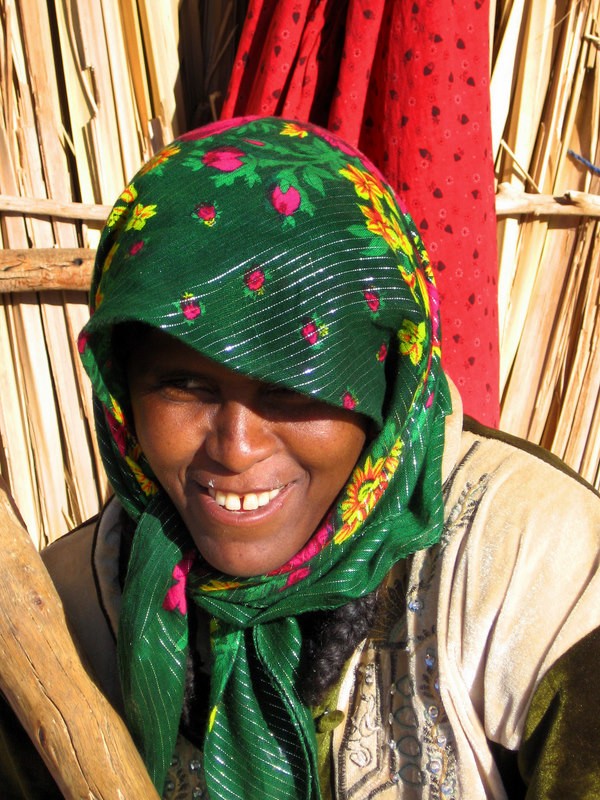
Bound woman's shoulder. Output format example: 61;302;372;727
437;417;600;749
443;415;600;552
460;414;599;498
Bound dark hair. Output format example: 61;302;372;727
297;592;379;707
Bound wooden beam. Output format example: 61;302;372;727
0;186;599;232
496;183;600;217
0;194;110;223
0;249;94;292
0;480;160;799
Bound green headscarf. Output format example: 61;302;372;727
78;116;450;799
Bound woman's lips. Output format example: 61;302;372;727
207;485;283;512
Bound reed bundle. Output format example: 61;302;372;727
491;0;600;488
0;0;246;546
0;0;598;549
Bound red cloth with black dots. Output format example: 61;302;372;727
223;0;499;425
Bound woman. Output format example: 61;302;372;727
4;117;600;799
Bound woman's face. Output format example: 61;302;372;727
127;328;368;577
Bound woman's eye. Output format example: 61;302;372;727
159;376;216;399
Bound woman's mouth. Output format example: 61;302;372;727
207;485;283;512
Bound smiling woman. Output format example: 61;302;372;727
4;117;600;800
125;325;367;577
74;116;451;799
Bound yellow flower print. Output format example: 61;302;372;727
102;242;119;274
125;456;158;496
335;455;389;544
119;183;138;203
385;212;412;257
139;144;181;174
383;437;403;474
200;578;243;592
381;185;399;218
398;319;426;366
399;265;416;292
280;122;308;138
94;242;119;307
107;205;128;228
109;394;124;425
340;163;384;202
126;203;157;231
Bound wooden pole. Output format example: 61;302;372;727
0;249;94;292
1;187;600;225
0;194;110;222
0;481;160;799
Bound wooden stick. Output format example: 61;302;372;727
0;193;110;222
0;481;160;798
496;184;600;217
0;249;94;292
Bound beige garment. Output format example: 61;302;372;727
332;386;600;799
43;382;600;799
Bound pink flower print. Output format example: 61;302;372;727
283;567;311;589
104;408;127;456
129;240;144;256
376;343;388;362
180;292;202;321
364;288;381;314
302;319;319;345
342;391;357;410
202;146;245;172
301;316;328;347
271;185;301;216
317;129;359;157
178;116;258;141
77;331;89;355
163;552;196;615
426;278;442;348
268;517;333;577
194;202;218;226
244;266;267;296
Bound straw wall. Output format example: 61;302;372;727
492;0;600;482
0;0;598;547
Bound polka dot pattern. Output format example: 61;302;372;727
222;0;499;424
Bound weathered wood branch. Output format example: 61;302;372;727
0;186;599;294
0;194;111;222
0;248;94;292
0;187;599;228
0;482;160;799
495;182;600;217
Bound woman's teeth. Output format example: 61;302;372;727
208;487;282;511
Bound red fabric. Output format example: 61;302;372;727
222;0;499;425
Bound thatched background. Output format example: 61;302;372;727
0;0;598;548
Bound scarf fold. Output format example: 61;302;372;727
79;116;451;798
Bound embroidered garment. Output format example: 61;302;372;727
78;117;450;798
36;390;600;799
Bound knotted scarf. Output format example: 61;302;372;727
78;117;451;799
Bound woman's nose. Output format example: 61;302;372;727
204;401;275;473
